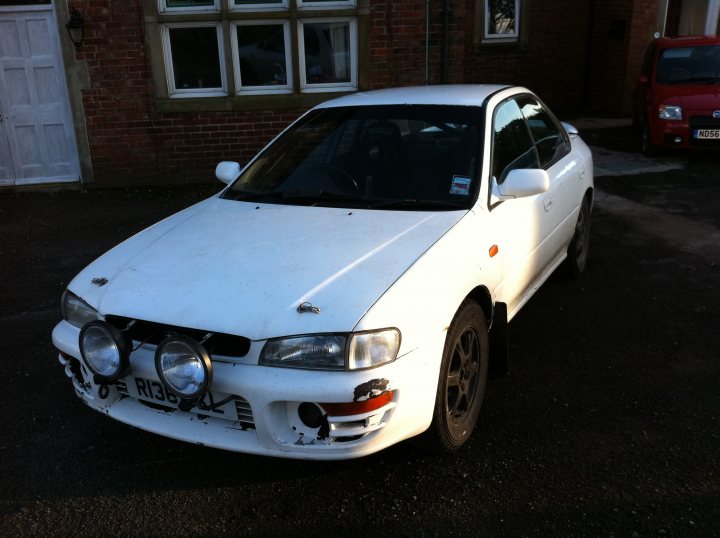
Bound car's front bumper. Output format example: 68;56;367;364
651;115;720;148
52;320;444;460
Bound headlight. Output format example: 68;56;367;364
62;290;99;328
79;320;130;381
260;335;347;370
260;329;401;371
659;105;682;120
154;335;212;399
348;329;401;369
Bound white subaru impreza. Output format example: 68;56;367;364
53;85;593;460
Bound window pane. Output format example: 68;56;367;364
492;99;537;183
303;22;351;84
486;0;517;35
224;105;483;208
236;25;288;87
234;0;284;5
657;45;720;84
166;0;215;7
168;27;222;90
517;97;568;167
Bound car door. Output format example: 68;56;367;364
485;97;547;317
517;95;580;262
486;95;579;319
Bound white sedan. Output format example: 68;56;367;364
52;85;593;460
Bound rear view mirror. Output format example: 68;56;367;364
215;161;242;184
492;169;550;202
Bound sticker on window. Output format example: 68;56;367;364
450;175;471;196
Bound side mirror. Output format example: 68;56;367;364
215;161;242;184
561;122;579;137
492;169;550;202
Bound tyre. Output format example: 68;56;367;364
423;300;489;452
564;197;591;278
641;116;658;156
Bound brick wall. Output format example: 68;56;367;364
66;0;304;185
625;1;662;113
66;0;647;186
589;0;660;115
368;0;592;112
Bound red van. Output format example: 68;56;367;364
635;35;720;154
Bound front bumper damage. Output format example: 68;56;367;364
52;320;443;460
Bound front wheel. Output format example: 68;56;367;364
564;197;591;278
640;116;658;156
423;300;489;452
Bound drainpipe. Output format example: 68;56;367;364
441;0;449;83
582;0;596;109
425;0;430;84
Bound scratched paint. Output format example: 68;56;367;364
353;378;390;402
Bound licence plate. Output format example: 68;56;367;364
123;377;238;420
694;129;720;139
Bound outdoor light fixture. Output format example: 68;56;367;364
65;8;84;48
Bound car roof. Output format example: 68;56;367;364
315;84;514;109
654;35;720;48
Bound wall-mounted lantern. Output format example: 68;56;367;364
65;8;85;48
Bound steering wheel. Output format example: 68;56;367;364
303;165;360;194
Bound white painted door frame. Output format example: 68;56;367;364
0;2;80;186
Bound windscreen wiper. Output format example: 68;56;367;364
368;198;467;210
224;190;283;202
274;189;366;204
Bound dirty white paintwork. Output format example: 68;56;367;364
52;85;594;459
67;200;465;343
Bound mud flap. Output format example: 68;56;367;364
488;302;509;378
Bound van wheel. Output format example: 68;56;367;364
641;116;658;156
424;301;489;451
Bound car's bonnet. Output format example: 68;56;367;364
68;196;466;340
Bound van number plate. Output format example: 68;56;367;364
694;129;720;139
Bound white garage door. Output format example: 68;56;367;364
0;4;80;186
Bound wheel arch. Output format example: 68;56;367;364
464;285;494;327
462;286;509;378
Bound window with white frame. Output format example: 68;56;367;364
157;0;358;98
162;23;227;96
232;21;293;94
161;0;219;12
484;0;520;41
299;18;357;91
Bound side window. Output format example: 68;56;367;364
492;98;538;184
517;96;570;168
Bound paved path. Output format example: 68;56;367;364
591;146;685;177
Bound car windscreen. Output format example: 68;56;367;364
656;45;720;85
222;105;484;210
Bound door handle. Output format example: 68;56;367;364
543;196;553;212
